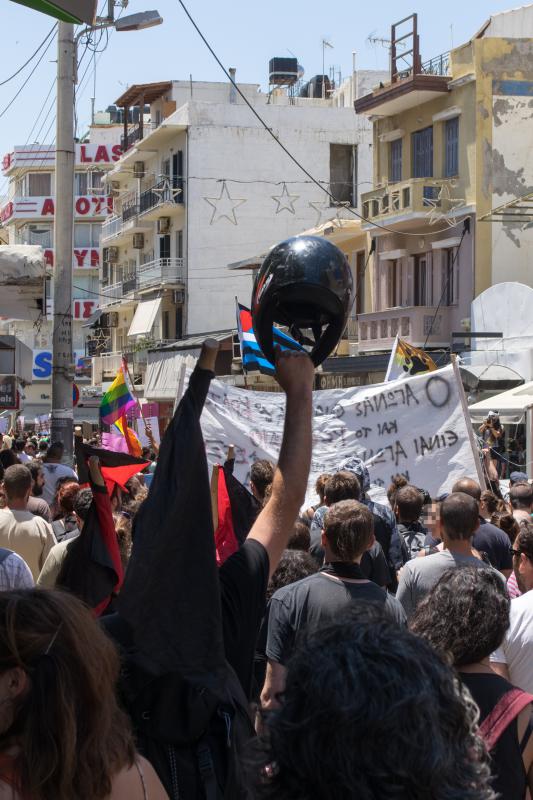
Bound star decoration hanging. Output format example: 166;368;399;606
204;181;246;225
272;183;299;214
308;196;339;227
90;328;111;352
424;182;466;227
152;178;182;204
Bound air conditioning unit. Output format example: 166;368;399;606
174;290;185;304
110;181;121;197
100;311;119;329
157;217;171;234
133;161;145;178
108;246;119;263
133;233;144;249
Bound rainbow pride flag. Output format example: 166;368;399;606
100;365;136;425
113;415;142;458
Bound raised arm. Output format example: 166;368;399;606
248;349;314;578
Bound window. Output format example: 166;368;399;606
74;223;100;248
159;234;171;260
414;255;429;306
330;144;357;207
412;127;433;178
389;139;402;183
442;247;458;305
176;230;183;260
28;172;52;196
75;172;88;195
26;225;52;247
444;117;459;177
387;260;398;308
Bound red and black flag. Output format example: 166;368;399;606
213;460;261;566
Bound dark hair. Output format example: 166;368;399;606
510;483;533;511
13;439;25;453
395;485;424;523
452;478;481;502
250;460;274;500
73;488;93;522
45;442;64;461
252;615;494;800
410;568;510;667
315;473;330;504
480;491;504;516
287;521;311;552
3;464;31;500
324;500;373;561
387;474;408;507
57;483;80;516
491;511;520;543
441;493;479;540
0;590;135;799
515;522;533;562
266;550;318;602
27;462;43;483
324;471;361;504
0;450;20;471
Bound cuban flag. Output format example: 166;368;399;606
236;301;303;376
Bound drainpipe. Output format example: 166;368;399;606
229;67;237;104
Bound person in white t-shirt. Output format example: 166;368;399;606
491;522;533;693
40;442;77;506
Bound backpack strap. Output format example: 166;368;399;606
196;740;222;800
479;688;533;751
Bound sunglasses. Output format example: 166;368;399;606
509;547;522;557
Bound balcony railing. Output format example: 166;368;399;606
101;282;123;306
361;178;458;225
139;177;184;214
121;123;157;152
101;215;121;241
357;306;450;352
138;257;184;290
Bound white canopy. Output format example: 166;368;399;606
128;298;161;337
469;380;533;424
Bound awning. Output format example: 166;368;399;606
128;298;161;337
82;308;103;328
459;364;524;392
150;330;233;353
144;351;197;400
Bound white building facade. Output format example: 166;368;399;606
0;123;123;419
96;72;385;386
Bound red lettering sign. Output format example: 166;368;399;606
2;153;11;171
0;202;13;223
75;197;90;215
90;249;99;266
95;145;110;163
41;198;54;216
44;249;54;267
80;144;91;163
112;144;122;161
73;300;97;319
74;249;88;267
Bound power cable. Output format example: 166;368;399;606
176;0;470;239
0;28;57;121
0;23;57;87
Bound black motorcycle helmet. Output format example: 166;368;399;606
251;235;353;367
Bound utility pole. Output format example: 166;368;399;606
51;21;75;462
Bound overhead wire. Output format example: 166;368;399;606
0;23;57;87
176;0;470;239
0;28;57;121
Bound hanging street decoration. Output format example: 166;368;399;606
271;182;299;214
424;181;466;227
151;177;182;204
204;181;246;225
308;195;339;227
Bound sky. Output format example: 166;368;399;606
0;0;522;187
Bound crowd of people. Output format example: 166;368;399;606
0;341;530;797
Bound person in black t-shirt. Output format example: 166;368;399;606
452;478;513;576
261;499;405;710
309;471;392;587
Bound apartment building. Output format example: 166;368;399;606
0;122;123;418
94;69;386;388
354;7;533;355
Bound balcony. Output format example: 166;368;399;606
361;178;461;230
137;257;184;292
354;51;450;117
357;306;450;353
100;272;138;307
100;282;123;306
139;178;184;220
101;215;122;242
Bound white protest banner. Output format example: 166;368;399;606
0;418;8;435
201;362;483;502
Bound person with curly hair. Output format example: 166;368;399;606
411;567;533;799
252;614;496;800
0;589;168;799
